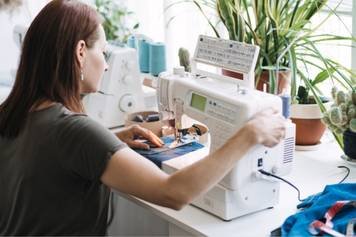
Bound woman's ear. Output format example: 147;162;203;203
75;40;87;68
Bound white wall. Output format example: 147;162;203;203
125;0;164;42
162;0;215;70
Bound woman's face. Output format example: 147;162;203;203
81;25;108;93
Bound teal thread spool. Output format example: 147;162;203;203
138;39;150;73
149;42;166;76
127;35;137;49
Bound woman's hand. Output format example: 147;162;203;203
245;108;287;147
116;125;164;150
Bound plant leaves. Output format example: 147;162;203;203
311;68;336;86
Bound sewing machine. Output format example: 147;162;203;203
83;44;157;128
157;35;296;220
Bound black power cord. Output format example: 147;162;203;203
337;165;350;184
258;166;351;202
258;169;303;201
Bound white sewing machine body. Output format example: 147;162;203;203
83;45;156;128
157;35;295;220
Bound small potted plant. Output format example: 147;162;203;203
291;83;332;148
322;87;356;161
290;69;336;148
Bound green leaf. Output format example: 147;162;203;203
312;68;336;86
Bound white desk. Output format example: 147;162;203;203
108;135;356;236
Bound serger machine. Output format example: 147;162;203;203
83;44;156;128
157;35;296;220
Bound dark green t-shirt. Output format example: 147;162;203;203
0;103;127;235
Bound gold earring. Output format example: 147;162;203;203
80;70;84;81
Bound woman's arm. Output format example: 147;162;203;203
101;108;286;210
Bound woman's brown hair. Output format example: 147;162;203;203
0;0;101;138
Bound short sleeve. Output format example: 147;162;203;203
55;115;127;181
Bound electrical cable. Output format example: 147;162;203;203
258;165;351;202
337;165;350;184
258;169;303;202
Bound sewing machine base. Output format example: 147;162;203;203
162;155;280;221
161;122;295;221
192;183;279;221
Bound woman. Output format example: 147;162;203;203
0;0;286;235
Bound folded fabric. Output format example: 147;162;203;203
281;183;356;236
134;136;204;168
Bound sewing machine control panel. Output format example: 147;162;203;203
189;91;237;124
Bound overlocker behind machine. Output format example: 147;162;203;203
83;44;157;128
157;35;296;220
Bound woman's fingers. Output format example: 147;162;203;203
132;125;164;147
127;140;150;150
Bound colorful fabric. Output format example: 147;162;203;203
281;183;356;236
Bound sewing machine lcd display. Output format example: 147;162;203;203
190;93;207;112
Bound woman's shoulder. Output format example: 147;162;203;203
57;104;117;138
53;104;124;152
30;103;101;132
29;103;115;141
55;104;103;130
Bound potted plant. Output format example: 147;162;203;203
167;0;356;148
95;0;139;43
322;87;356;161
290;82;332;148
168;0;355;95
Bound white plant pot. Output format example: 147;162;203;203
290;101;332;119
290;101;333;150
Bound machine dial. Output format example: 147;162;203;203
119;94;135;112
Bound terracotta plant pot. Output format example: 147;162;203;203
291;118;326;145
256;70;290;94
291;102;332;146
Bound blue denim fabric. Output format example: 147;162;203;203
134;136;204;168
